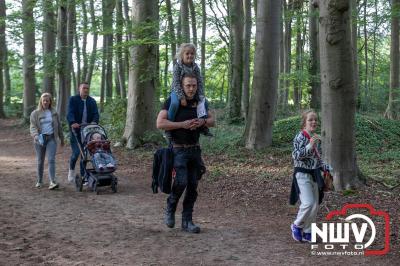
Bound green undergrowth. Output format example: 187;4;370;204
200;113;400;186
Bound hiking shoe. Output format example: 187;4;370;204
35;182;42;188
302;232;312;243
67;169;75;183
49;181;59;190
182;220;200;233
291;224;303;242
165;211;175;228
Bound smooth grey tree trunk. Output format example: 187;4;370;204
103;0;115;101
0;0;5;117
56;1;69;118
241;0;251;119
22;0;36;120
166;0;177;63
180;0;190;43
3;44;10;105
122;0;158;148
66;0;75;96
319;0;358;190
42;0;56;95
243;0;281;149
85;0;98;85
201;0;206;77
283;0;293;110
116;0;126;98
294;13;302;110
228;0;244;122
188;0;197;47
309;0;320;110
385;0;400;119
80;1;88;83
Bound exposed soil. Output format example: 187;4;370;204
0;118;398;265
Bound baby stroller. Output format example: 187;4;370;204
72;124;118;194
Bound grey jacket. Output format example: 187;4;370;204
30;108;64;144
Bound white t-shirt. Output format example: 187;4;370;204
40;110;54;135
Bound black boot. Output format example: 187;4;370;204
165;209;175;228
182;218;200;233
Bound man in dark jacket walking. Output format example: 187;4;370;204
156;73;215;233
66;82;99;182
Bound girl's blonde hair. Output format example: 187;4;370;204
37;92;53;111
176;43;196;61
301;109;318;129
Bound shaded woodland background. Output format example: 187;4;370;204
0;0;399;191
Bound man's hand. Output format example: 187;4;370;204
71;123;80;129
189;118;205;130
181;119;197;129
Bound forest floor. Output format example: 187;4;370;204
0;118;399;266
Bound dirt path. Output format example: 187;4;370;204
0;119;397;265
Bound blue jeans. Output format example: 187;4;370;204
168;91;180;121
34;136;57;183
167;92;209;121
166;146;202;220
69;130;85;176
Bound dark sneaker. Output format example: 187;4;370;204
302;232;312;243
291;224;303;242
182;220;200;233
165;211;175;228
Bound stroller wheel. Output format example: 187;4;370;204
111;180;117;193
75;174;83;192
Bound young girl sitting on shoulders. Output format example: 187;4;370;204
167;43;212;137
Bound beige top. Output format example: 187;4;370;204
30;108;64;144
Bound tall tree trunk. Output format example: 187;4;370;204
201;0;206;77
241;0;251;118
163;43;169;99
283;0;293;110
3;45;10;105
22;0;36;120
80;1;88;83
228;0;244;122
42;0;56;95
66;0;75;95
0;0;5;117
188;0;197;47
309;0;320;110
116;0;126;98
180;0;190;43
243;0;281;149
166;0;177;64
319;0;358;190
369;0;378;95
122;0;158;148
56;1;69;117
293;4;304;110
385;0;400;119
103;0;115;102
85;0;98;85
363;0;368;110
351;0;360;110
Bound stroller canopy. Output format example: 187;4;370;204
81;124;108;144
